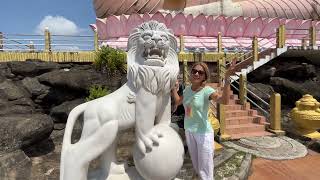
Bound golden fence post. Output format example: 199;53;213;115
44;28;51;52
218;55;226;86
218;103;231;141
269;93;285;135
239;72;247;105
218;32;222;53
183;58;188;85
217;58;222;85
282;24;286;48
309;26;316;47
180;35;188;85
276;25;285;48
252;36;258;61
94;31;99;51
179;35;185;53
276;26;281;48
0;32;3;51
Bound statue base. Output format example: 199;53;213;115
296;129;320;139
105;167;182;180
105;167;143;180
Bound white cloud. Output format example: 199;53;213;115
35;15;80;35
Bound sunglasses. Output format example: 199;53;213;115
191;69;205;76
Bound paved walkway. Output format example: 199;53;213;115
249;151;320;180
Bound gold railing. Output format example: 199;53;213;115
0;25;319;64
0;30;97;62
0;51;95;62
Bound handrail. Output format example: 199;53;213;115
2;38;43;41
2;36;30;49
245;87;270;107
229;76;270;117
217;32;276;117
245;94;270;118
3;33;43;36
0;32;97;52
51;34;94;37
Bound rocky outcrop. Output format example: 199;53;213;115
39;70;106;91
0;150;32;179
21;77;50;97
0;114;53;152
0;80;31;100
247;57;320;107
7;61;62;77
0;60;126;155
50;98;85;123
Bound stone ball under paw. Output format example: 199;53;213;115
133;124;184;180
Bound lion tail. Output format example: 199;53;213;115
62;103;87;145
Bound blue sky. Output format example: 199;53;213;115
1;0;96;35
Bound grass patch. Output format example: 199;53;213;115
214;151;246;180
86;85;110;102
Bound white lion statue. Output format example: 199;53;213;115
60;21;183;180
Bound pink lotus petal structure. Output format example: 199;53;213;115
90;12;320;50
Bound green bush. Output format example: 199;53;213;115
94;46;127;74
86;85;110;102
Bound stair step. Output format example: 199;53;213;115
225;123;266;134
224;104;244;110
248;109;258;116
226;116;254;125
230;131;274;140
225;111;249;118
230;94;239;100
252;115;267;124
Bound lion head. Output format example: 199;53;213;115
126;21;179;92
127;21;178;68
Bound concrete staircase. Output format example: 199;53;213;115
223;101;272;139
208;47;289;139
208;84;272;140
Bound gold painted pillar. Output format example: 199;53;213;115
180;35;188;85
282;25;286;47
44;28;51;52
217;58;223;85
218;55;226;86
239;72;247;105
218;32;222;53
276;25;286;48
309;26;316;47
94;31;99;51
218;103;231;141
269;93;285;135
252;36;258;61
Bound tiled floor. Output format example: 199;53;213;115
249;153;320;180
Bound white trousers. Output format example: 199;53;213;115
185;131;214;180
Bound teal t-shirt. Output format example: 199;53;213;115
183;86;216;134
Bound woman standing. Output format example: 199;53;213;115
172;62;232;180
